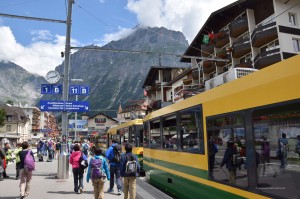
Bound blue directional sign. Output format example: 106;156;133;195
65;101;89;112
40;100;89;112
41;84;62;94
40;100;65;111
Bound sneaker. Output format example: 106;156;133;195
117;189;122;195
78;187;83;194
20;196;25;199
107;188;114;193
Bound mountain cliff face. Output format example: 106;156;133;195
1;27;189;117
0;62;44;106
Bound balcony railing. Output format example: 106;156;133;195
230;16;248;38
201;44;214;57
254;48;281;69
214;31;230;48
234;60;253;68
251;22;278;47
232;38;251;58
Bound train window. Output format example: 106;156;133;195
136;125;144;147
150;119;161;149
180;106;204;154
120;127;129;146
162;115;177;150
207;113;248;188
253;102;300;199
129;126;135;146
143;122;149;148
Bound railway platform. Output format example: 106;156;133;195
0;155;173;199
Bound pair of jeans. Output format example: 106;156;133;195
72;168;84;192
109;166;121;191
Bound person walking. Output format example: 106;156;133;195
120;144;140;199
19;141;35;199
86;147;110;199
278;133;289;168
3;142;12;178
14;143;23;180
0;147;6;181
69;144;86;194
220;140;238;184
106;139;122;195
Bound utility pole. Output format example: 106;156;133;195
58;0;73;179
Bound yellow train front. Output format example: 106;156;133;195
143;55;300;199
106;119;145;176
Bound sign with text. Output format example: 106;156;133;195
69;85;90;95
68;119;88;130
40;100;89;112
41;84;62;94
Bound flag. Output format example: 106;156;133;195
202;35;210;44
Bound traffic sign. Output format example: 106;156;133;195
40;100;89;112
69;85;90;95
41;84;62;94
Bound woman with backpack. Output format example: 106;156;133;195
86;147;110;199
69;144;87;194
19;141;35;199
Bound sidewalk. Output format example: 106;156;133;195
0;157;124;199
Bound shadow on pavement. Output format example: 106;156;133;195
1;197;20;199
47;191;77;195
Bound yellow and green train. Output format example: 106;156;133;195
142;55;300;199
107;119;145;175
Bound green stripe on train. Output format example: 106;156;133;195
144;156;208;179
145;164;246;199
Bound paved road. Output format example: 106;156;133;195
0;153;173;199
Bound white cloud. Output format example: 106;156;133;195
126;0;237;44
99;27;136;45
0;26;79;76
31;30;53;42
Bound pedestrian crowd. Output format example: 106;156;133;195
0;138;140;199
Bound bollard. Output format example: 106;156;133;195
57;152;69;179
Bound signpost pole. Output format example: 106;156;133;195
58;0;73;179
74;95;78;141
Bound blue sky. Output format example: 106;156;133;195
0;0;236;76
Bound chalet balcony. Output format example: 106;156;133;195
234;60;253;68
216;51;231;67
251;22;278;47
192;68;202;80
183;78;192;85
201;44;214;57
254;48;281;69
229;16;248;38
232;38;251;58
214;31;230;48
202;60;216;74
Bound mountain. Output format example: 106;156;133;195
1;27;189;117
0;61;44;106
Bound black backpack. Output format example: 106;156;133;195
79;153;88;170
112;144;122;163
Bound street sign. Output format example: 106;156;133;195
40;100;89;112
69;85;90;95
41;84;62;94
65;101;89;112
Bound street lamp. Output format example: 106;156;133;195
70;78;83;141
